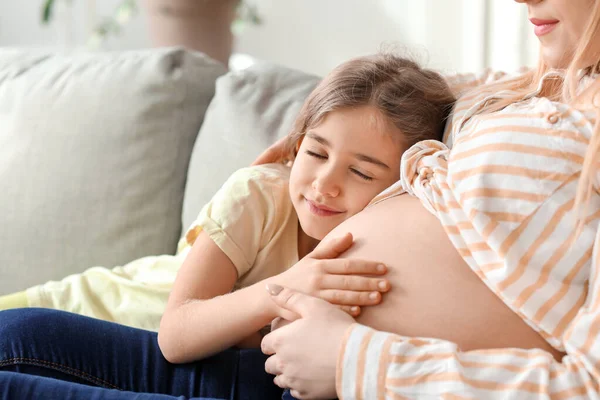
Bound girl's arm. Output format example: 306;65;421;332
158;230;276;363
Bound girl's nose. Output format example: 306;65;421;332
312;171;341;198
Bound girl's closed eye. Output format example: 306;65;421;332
305;150;327;160
351;168;374;181
305;149;374;181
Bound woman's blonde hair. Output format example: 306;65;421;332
283;53;456;160
474;2;600;223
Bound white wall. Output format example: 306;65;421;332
0;0;537;75
3;1;151;50
236;0;463;75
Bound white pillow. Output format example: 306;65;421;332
0;47;226;294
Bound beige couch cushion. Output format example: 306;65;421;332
182;62;319;230
0;48;226;294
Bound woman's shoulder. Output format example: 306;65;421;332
447;68;598;139
445;69;509;97
453;69;530;107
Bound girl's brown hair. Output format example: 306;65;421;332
283;53;456;160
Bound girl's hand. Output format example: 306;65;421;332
267;232;390;317
251;136;288;165
262;285;353;399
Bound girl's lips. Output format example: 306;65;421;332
529;18;559;37
305;199;343;217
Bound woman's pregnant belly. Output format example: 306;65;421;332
328;195;564;360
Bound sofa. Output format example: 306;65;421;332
0;47;320;296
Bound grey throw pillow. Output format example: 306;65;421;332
0;47;226;294
182;62;320;231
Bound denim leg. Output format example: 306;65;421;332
0;308;282;399
0;371;221;400
282;389;338;400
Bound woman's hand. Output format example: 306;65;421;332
267;232;390;317
251;136;288;165
262;285;354;399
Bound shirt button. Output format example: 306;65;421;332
547;113;560;124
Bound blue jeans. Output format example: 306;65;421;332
0;308;283;399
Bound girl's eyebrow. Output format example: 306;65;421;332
306;131;390;170
305;131;330;146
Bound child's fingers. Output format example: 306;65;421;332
310;232;354;260
339;305;361;317
318;289;382;306
322;259;387;276
319;275;390;293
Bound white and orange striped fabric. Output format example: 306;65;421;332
338;71;600;399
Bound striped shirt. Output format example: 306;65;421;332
338;71;600;399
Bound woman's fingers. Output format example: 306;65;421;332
319;289;381;306
265;354;282;375
270;316;291;331
321;258;387;276
273;375;285;388
251;136;288;166
320;274;390;292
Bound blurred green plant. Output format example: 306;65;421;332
41;0;262;47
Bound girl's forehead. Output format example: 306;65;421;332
310;106;403;144
306;107;403;156
313;106;391;131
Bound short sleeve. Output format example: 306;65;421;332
181;165;291;278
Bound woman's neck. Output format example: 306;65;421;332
297;223;319;259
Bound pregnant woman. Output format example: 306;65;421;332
259;0;600;398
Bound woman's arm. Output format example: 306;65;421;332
338;308;597;399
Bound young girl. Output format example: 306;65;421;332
157;53;456;362
0;53;454;340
